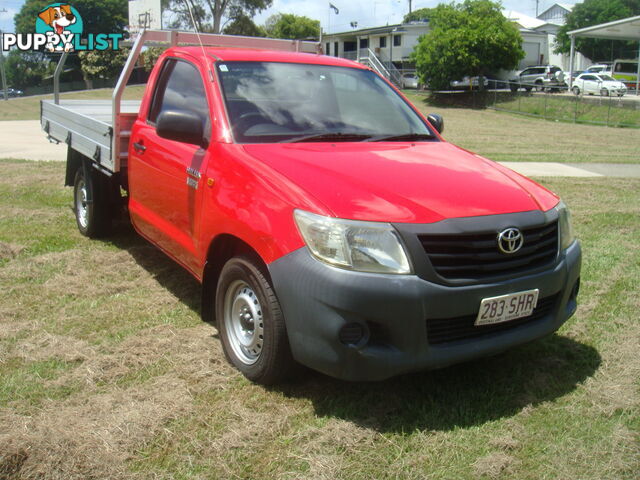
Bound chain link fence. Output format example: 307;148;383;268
418;81;640;129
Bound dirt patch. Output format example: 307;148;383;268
0;242;24;261
0;376;193;480
472;452;517;479
0;448;29;480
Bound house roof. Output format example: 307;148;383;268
503;10;547;30
538;3;575;18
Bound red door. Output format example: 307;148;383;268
128;57;211;275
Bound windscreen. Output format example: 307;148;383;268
216;61;435;143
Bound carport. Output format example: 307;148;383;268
568;15;640;95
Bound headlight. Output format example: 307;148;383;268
293;210;412;274
556;200;575;250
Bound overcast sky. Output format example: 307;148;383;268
0;0;582;34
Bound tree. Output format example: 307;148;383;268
78;48;130;88
14;0;128;89
403;7;434;23
163;0;272;34
555;0;640;61
4;50;55;88
223;14;266;36
411;0;524;91
264;13;320;40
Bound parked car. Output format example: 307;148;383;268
450;76;489;90
41;31;581;384
571;73;627;97
4;88;24;97
509;65;565;92
401;73;419;89
584;63;612;74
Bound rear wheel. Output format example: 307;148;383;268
216;256;297;384
73;167;111;237
534;81;544;92
600;88;609;97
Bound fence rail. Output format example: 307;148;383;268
417;81;640;129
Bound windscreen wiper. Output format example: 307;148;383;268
366;133;435;142
283;132;373;143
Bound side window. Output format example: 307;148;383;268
393;34;401;47
379;36;386;48
521;68;531;76
148;58;210;126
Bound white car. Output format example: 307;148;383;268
584;63;612;74
450;76;489;89
401;73;419;89
572;73;627;97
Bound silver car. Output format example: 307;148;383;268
510;65;565;92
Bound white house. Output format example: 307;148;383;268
322;4;592;83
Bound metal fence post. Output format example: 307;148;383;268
607;95;612;127
574;94;578;123
544;91;548;119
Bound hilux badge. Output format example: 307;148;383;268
497;228;523;254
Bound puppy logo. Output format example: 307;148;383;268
36;3;83;52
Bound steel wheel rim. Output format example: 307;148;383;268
76;179;89;229
223;280;264;365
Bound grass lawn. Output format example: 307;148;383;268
404;92;640;164
0;86;146;121
0;159;638;479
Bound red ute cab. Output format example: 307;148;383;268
49;39;581;384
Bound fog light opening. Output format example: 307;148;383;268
338;322;368;346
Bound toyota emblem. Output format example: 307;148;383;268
497;228;523;254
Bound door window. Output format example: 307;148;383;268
148;58;210;127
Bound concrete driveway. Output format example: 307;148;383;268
0;120;67;161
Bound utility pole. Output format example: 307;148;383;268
409;0;412;15
0;8;8;101
0;31;8;101
535;0;540;17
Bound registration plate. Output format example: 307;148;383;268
475;289;539;326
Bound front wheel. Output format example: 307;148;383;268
572;86;581;95
600;88;609;97
216;256;297;384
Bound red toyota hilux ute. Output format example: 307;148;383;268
48;42;581;384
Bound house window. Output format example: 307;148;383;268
334;42;338;56
393;34;401;47
379;36;386;48
325;42;330;55
359;38;369;49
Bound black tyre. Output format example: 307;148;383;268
524;86;533;92
73;167;111;238
509;83;518;93
216;256;297;384
600;88;609;97
572;86;580;95
534;81;544;92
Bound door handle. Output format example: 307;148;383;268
133;141;146;153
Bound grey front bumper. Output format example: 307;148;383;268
269;241;581;381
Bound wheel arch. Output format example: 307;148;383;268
201;233;272;326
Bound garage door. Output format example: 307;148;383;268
520;42;541;69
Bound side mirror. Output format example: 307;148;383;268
427;113;444;134
156;109;207;147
